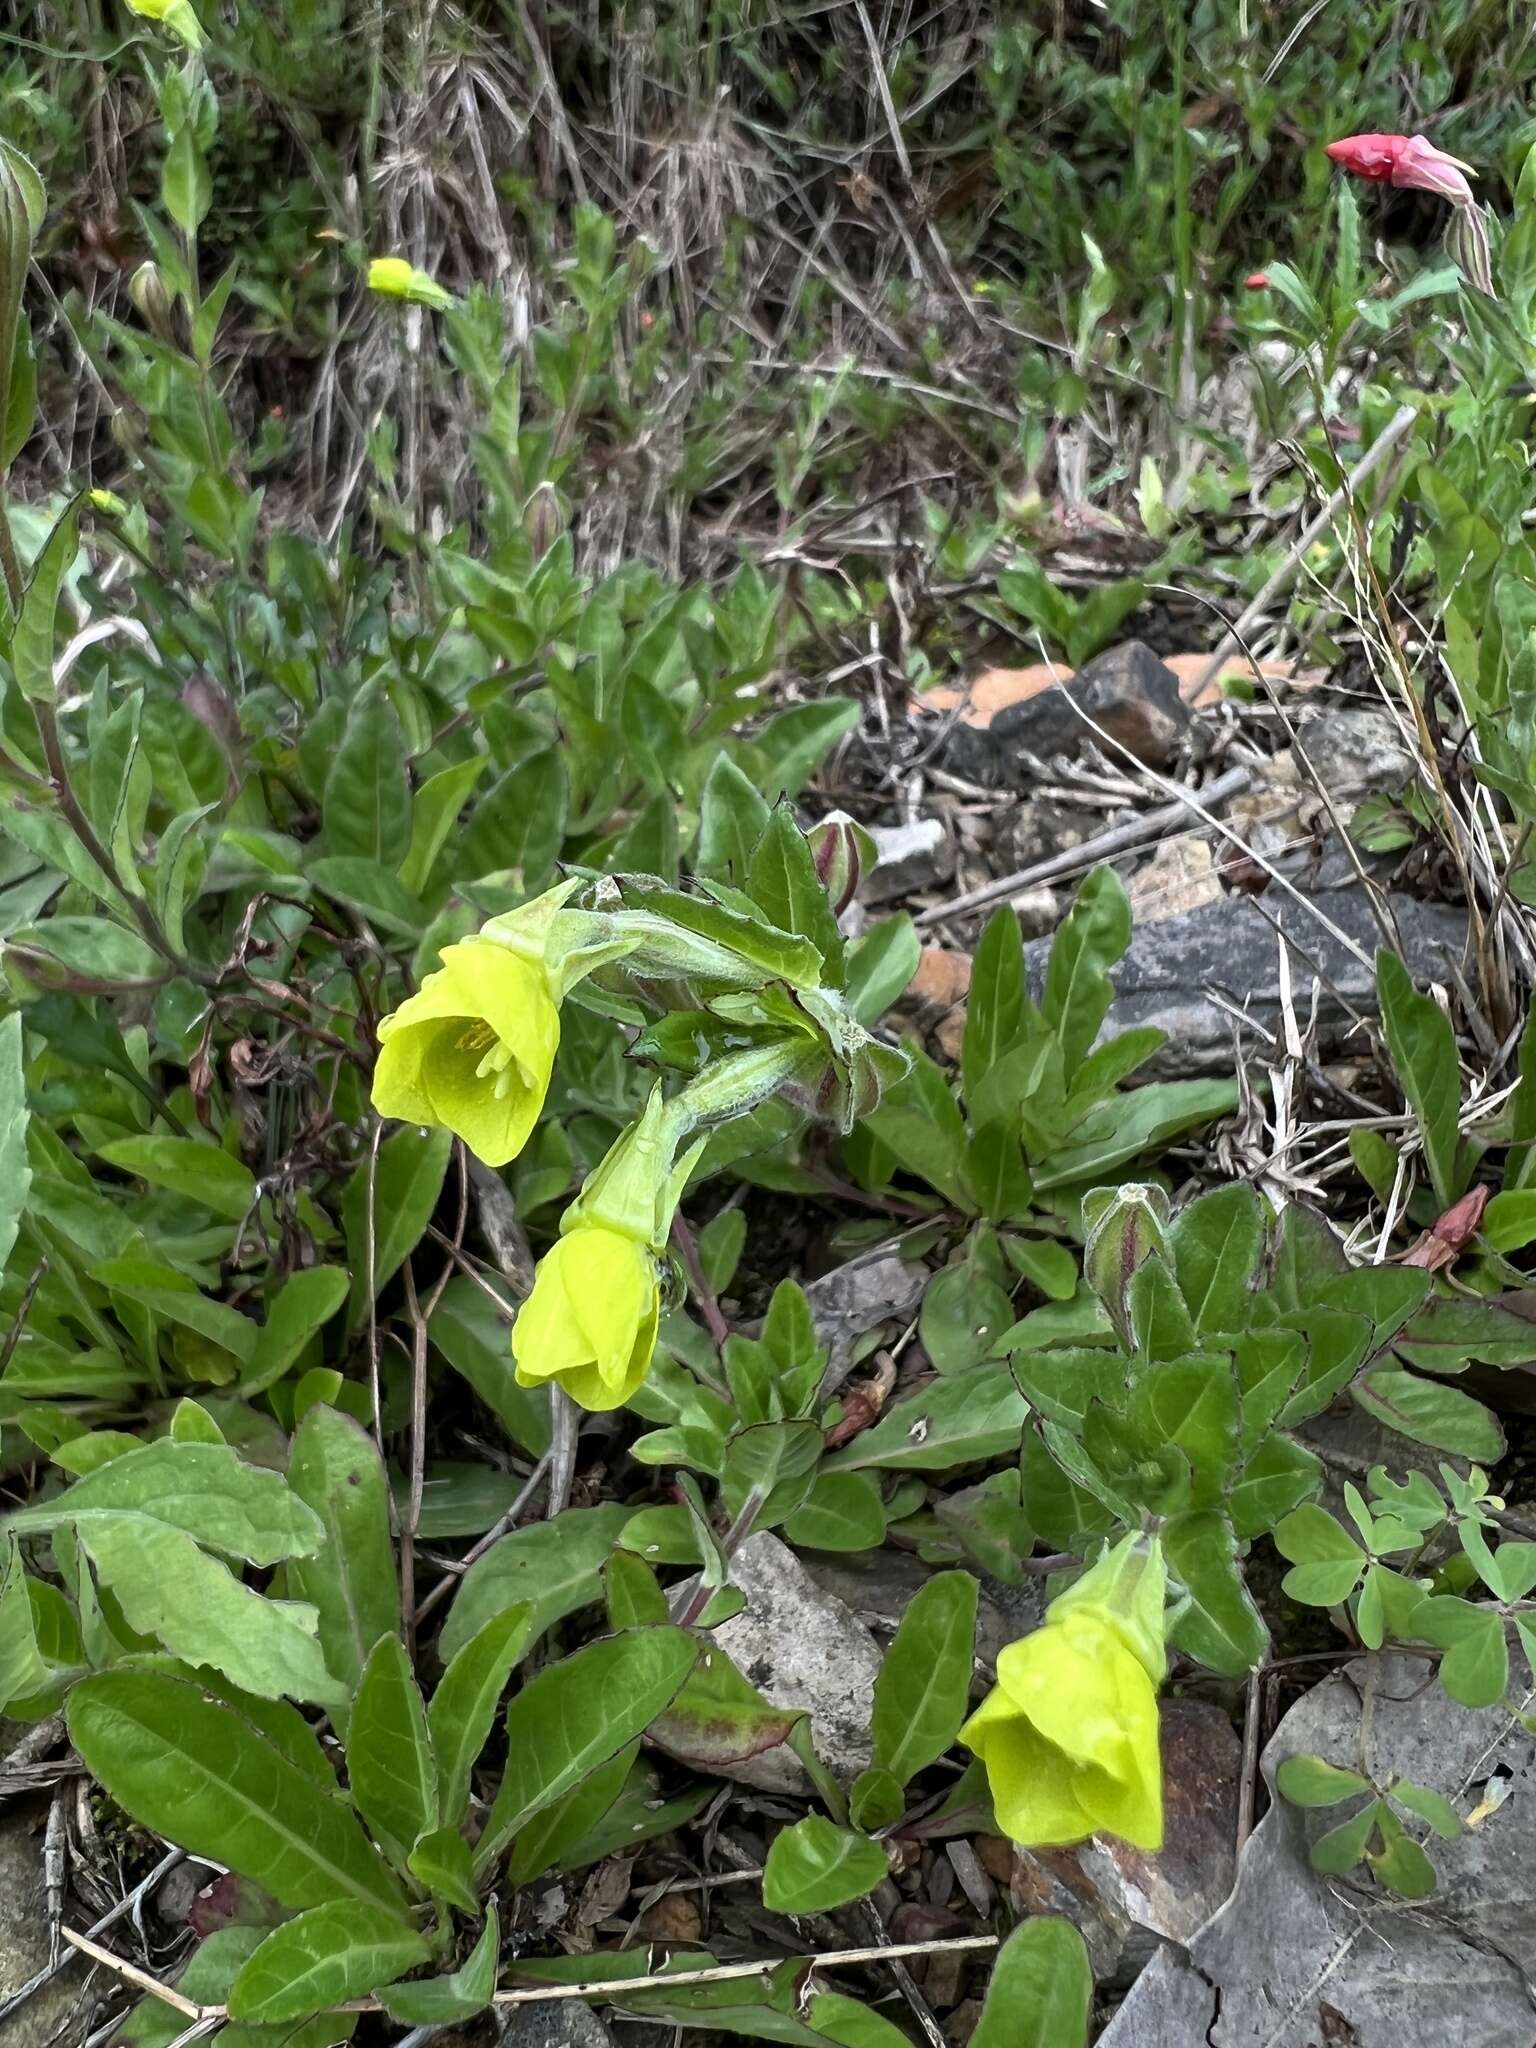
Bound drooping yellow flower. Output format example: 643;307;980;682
372;943;558;1167
961;1533;1166;1851
367;257;454;310
124;0;205;47
512;1227;660;1413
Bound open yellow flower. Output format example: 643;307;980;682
961;1607;1163;1850
371;942;558;1167
125;0;205;46
512;1227;660;1413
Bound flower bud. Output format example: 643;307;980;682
367;256;454;311
807;811;874;918
129;260;176;341
1082;1183;1170;1345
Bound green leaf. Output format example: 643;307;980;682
407;1827;480;1915
507;1740;638;1884
347;1634;437;1863
4;1439;320;1563
342;1124;452;1332
849;1766;905;1833
9;500;78;702
920;1259;1015;1375
96;1135;257;1222
1352;1368;1503;1461
461;750;567;889
161;123;212;235
870;1570;978;1788
1369;1818;1436;1899
474;1627;699;1871
783;1471;887;1552
863;1048;972;1209
1229;1436;1320;1538
286;1407;399;1720
846;915;921;1028
963;908;1027;1103
429;1602;536;1827
746;803;842;980
606;1551;669;1629
1125;1354;1239;1507
751;698;859;800
1309;1799;1382;1875
969;1918;1092;2048
69;1670;407;1911
649;1642;802;1770
0;1536;46;1705
1164;1511;1268;1675
1414;1596;1509;1707
400;755;489;897
380;1907;500;2025
77;1516;342;1704
229;1902;428;2023
1042;867;1130;1071
308;857;427;938
1275;1754;1373;1807
1392;1779;1463;1838
1274;1503;1364;1605
440;1504;631;1661
809;1990;919;2048
1376;948;1463;1207
324;691;412;869
1170;1184;1262;1335
761;1816;888;1914
1127;1255;1197;1364
824;1367;1027;1473
1035;1078;1238;1189
241;1266;350;1398
0;1012;31;1274
696;754;772;888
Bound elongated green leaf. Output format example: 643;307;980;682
5;1439;321;1564
507;1739;638;1884
308;857;427;937
1035;1078;1238;1189
0;1534;45;1704
0;1012;30;1275
969;1919;1092;2048
429;1276;551;1455
429;1602;535;1827
824;1369;1028;1473
963;907;1027;1104
407;1826;479;1915
230;1902;428;2023
342;1124;452;1332
1126;1354;1239;1508
1164;1510;1268;1675
286;1406;400;1718
1170;1184;1262;1335
9;500;77;701
380;1906;499;2025
440;1504;630;1661
97;1134;257;1222
348;1634;437;1861
461;750;567;889
783;1472;887;1552
809;1991;918;2048
649;1643;801;1770
762;1816;888;1914
863;1048;971;1209
474;1627;699;1871
696;753;771;888
1352;1368;1503;1461
1042;867;1130;1071
69;1671;407;1911
79;1516;343;1704
1376;948;1463;1207
1274;1754;1372;1807
324;691;412;869
400;754;488;897
241;1266;350;1397
870;1571;977;1788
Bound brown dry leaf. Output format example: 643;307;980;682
636;1890;704;1944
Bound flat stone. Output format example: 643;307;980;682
707;1533;884;1793
1128;836;1219;923
866;819;953;904
1023;884;1468;1078
495;1998;620;2048
1294;708;1415;819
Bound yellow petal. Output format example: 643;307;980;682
512;1227;659;1413
961;1693;1098;1846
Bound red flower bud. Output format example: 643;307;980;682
1325;132;1476;207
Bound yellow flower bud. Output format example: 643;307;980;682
124;0;205;49
512;1226;661;1413
371;942;558;1167
367;256;454;311
961;1533;1167;1852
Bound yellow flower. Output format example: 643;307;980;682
961;1608;1163;1850
367;257;454;310
124;0;205;47
512;1227;660;1413
372;943;558;1167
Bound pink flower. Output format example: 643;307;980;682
1243;271;1271;289
1325;133;1476;207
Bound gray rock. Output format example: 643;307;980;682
950;642;1192;783
800;1546;1041;1669
1023;883;1468;1078
1294;708;1416;818
495;1998;620;2048
801;1251;927;1391
1100;1653;1536;2047
865;819;953;904
0;1807;86;2048
706;1533;884;1793
1005;801;1105;875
